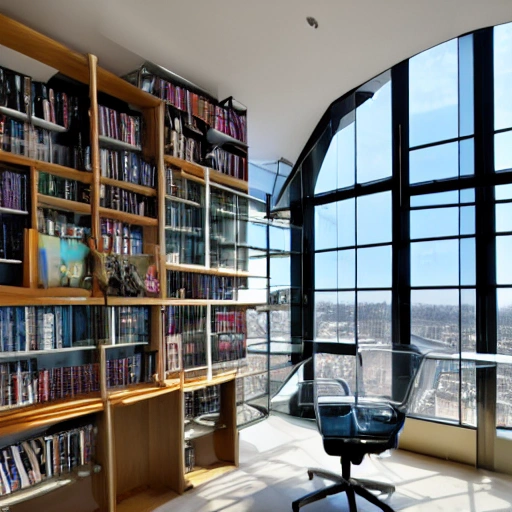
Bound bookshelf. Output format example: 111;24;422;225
0;13;267;512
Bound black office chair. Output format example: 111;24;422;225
292;344;424;512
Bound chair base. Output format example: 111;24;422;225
292;467;396;512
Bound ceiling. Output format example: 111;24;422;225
0;0;511;165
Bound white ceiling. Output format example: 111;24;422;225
0;0;511;164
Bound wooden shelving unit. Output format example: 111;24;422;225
0;13;259;512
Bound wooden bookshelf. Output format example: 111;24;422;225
100;177;157;197
0;13;260;512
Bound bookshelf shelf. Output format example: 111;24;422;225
36;165;93;184
108;383;178;407
0;206;29;215
0;345;96;359
101;341;149;349
38;194;91;214
0;258;22;264
165;262;254;278
105;297;163;306
0;106;68;133
0;395;103;438
101;176;157;197
164;155;205;179
185;462;237;490
116;487;179;512
99;207;158;226
165;194;202;207
209;169;249;192
98;134;142;152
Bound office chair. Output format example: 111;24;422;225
292;345;423;512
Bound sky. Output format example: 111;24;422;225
311;22;512;321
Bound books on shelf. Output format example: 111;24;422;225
106;306;150;345
38;173;91;204
185;386;221;419
214;104;247;144
100;219;143;255
0;423;95;496
208;147;247;181
0;361;100;409
31;81;71;129
105;350;155;388
100;149;156;187
37;208;91;241
100;184;156;217
211;307;247;365
0;168;27;212
166;271;247;300
0;305;103;352
99;105;141;147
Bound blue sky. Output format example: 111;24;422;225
312;22;512;315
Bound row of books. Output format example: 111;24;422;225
0;118;75;167
185;385;221;419
99;105;141;147
165;201;203;230
210;147;247;181
184;441;195;474
165;229;205;265
212;333;246;364
0;306;105;353
212;308;247;334
166;271;247;300
32;82;71;129
37;208;90;240
0;67;29;114
108;306;150;344
182;334;207;369
0;424;95;496
165;125;202;164
100;185;157;218
214;105;247;143
38;172;91;204
0;169;27;212
0;361;100;409
100;149;156;187
0;215;25;261
100;219;143;255
106;353;148;388
165;167;203;203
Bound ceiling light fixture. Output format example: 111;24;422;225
306;17;318;29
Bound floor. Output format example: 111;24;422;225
157;414;512;512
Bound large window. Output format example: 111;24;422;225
297;22;512;429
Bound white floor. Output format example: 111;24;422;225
157;414;512;512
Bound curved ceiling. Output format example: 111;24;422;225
0;0;511;164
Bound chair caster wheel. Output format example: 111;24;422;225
307;470;314;480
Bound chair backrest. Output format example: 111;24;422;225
313;344;425;445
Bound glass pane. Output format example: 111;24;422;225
460;188;475;204
496;183;512;200
357;246;391;288
315;292;338;341
315;354;356;392
497;364;512;427
269;225;289;252
495;131;512;172
357;291;391;345
496;202;512;233
460;237;476;286
459;35;474;137
337;120;355;190
337;198;356;248
496;236;512;284
411;289;459;351
459;138;474;176
409;357;460;422
315;203;337;250
460;206;475;235
314;130;338;195
315;251;337;289
357;191;391;245
409;38;458;147
497;288;512;355
461;289;476;352
356;79;392;183
338;292;356;344
410;207;458;239
494;22;512;131
411;239;459;286
411;191;458;207
409;142;458;184
461;361;477;427
338;249;355;289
